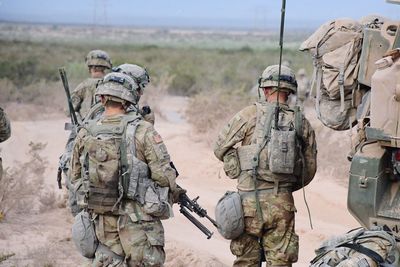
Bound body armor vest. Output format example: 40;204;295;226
237;102;303;183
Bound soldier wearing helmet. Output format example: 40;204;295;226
113;63;155;125
83;63;155;125
214;64;317;267
69;72;184;266
70;49;112;120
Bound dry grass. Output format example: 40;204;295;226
0;142;57;221
186;88;253;145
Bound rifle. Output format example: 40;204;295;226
178;190;218;239
57;68;80;189
59;68;80;127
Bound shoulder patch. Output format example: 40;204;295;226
153;133;163;144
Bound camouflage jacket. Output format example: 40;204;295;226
0;107;11;143
70;114;177;221
214;102;317;192
71;77;102;119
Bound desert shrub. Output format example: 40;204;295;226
0;142;56;221
186;88;253;144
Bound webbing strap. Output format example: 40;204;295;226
339;67;346;112
340;243;387;266
315;65;323;118
252;105;275;221
98;215;105;240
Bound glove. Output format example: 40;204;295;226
172;187;187;204
141;106;151;115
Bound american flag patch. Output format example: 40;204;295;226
153;133;163;143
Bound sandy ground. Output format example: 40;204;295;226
0;96;359;267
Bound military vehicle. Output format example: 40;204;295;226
303;0;400;237
345;0;400;237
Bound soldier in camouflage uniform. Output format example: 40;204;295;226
70;72;183;266
0;107;11;180
85;63;154;124
214;65;317;267
71;49;112;121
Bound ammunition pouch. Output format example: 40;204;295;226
268;129;297;174
223;148;241;179
142;183;172;220
237;145;258;171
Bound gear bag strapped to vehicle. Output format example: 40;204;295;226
300;18;363;130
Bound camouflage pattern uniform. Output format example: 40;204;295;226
214;65;317;267
71;77;103;120
70;73;178;267
0;107;11;180
71;50;112;120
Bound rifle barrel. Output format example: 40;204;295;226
180;206;213;239
59;68;79;126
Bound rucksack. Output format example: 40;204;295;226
78;114;172;219
310;227;400;267
300;18;363;130
81;114;141;214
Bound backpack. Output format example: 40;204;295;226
78;114;172;219
300;18;363;130
310;227;400;267
215;191;244;240
81;114;141;214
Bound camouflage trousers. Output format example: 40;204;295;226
91;214;165;267
231;190;298;267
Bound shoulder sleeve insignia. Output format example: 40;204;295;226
153;133;163;144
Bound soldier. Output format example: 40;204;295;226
296;68;310;107
69;72;183;266
85;63;154;124
71;49;112;121
0;107;11;180
214;65;317;267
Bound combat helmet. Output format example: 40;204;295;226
95;72;139;105
258;65;297;94
85;50;112;69
113;64;150;90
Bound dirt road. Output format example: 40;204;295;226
0;96;359;266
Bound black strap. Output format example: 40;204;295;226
340;243;385;265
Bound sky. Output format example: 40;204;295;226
0;0;399;30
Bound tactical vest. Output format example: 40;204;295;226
236;102;303;184
80;114;149;215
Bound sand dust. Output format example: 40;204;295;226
0;96;359;266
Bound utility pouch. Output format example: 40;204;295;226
215;191;244;240
71;210;98;259
223;148;241;179
268;129;296;174
142;184;172;220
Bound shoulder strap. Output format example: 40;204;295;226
293;106;303;138
120;115;142;183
